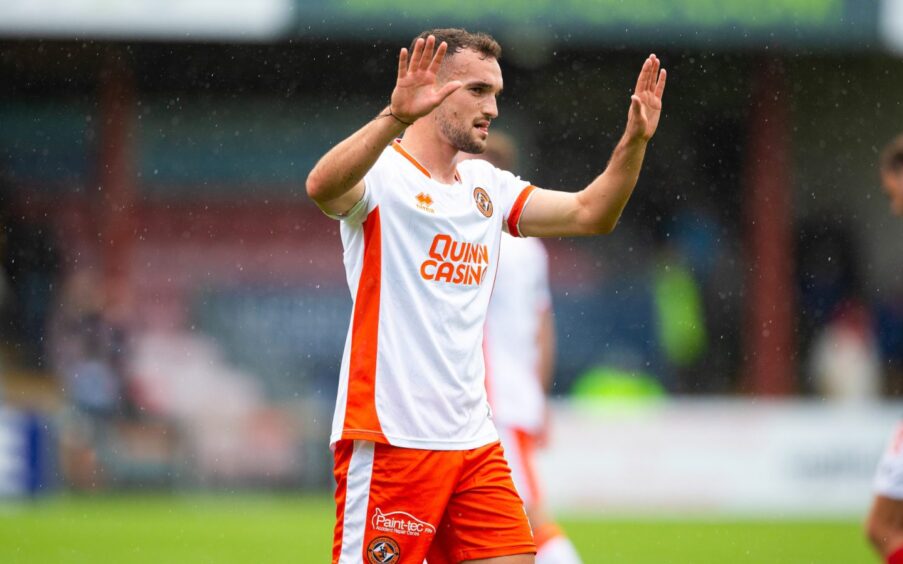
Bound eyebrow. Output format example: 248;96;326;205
467;81;503;95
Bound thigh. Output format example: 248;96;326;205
431;441;536;563
333;440;458;563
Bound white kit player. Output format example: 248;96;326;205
466;134;581;562
306;28;666;563
867;133;903;564
486;236;582;564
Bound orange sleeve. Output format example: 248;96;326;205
506;185;536;238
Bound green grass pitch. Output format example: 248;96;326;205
0;495;875;563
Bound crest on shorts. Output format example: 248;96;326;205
473;187;493;218
367;536;401;563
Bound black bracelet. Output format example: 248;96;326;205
384;109;413;126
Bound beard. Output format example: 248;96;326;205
436;108;485;154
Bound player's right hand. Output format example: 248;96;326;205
389;35;463;125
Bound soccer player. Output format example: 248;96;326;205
463;134;582;563
306;28;666;563
866;133;903;564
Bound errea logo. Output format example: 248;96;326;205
415;192;435;213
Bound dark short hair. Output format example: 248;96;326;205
881;134;903;173
411;28;501;61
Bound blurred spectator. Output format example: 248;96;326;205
0;181;61;369
48;269;131;417
876;133;903;391
880;133;903;217
877;302;903;393
571;364;665;403
796;216;873;398
797;220;861;333
807;300;881;401
649;208;709;393
49;268;146;489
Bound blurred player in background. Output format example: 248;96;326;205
306;27;665;563
866;133;903;564
463;133;582;563
878;134;903;218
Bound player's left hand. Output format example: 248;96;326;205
625;54;666;142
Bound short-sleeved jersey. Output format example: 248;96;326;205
484;235;551;433
328;141;536;450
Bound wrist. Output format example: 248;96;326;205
620;132;650;149
382;105;414;127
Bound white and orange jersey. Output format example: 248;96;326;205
327;141;536;450
484;235;551;433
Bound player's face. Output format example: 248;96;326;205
882;169;903;217
433;49;503;154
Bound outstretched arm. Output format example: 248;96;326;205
518;54;667;237
305;36;463;216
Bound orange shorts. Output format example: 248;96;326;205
496;426;543;507
332;439;536;563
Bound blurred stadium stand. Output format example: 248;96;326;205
0;0;900;504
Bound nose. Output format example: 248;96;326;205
483;95;498;119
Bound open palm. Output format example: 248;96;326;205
626;54;667;142
390;36;462;124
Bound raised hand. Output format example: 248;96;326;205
626;54;667;142
389;35;463;125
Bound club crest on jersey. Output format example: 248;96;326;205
367;536;401;563
473;187;493;217
415;192;435;213
420;233;489;286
